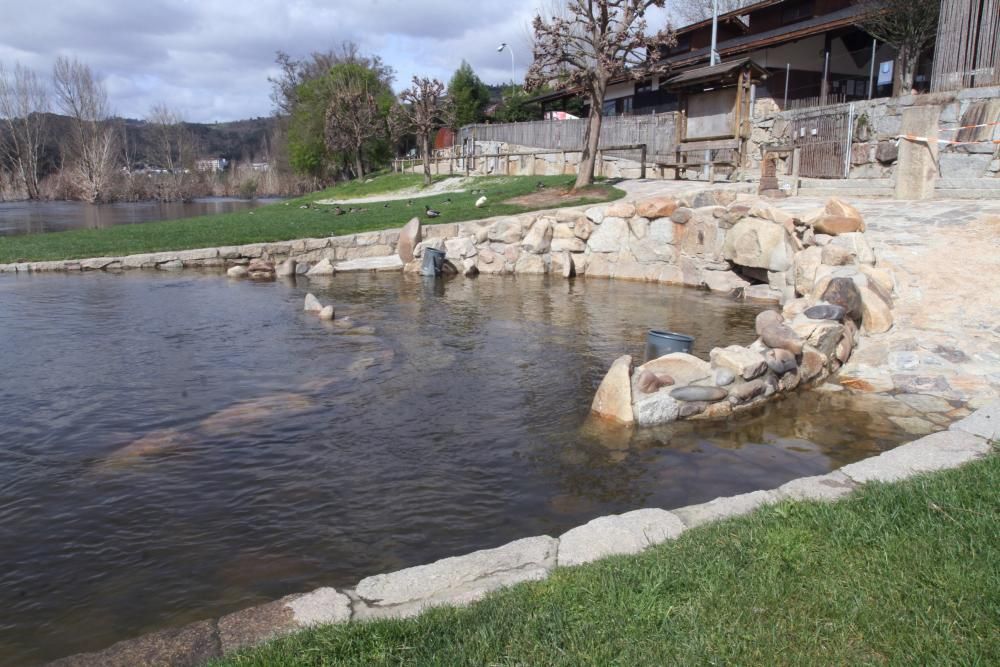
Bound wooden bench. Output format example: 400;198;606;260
653;139;740;183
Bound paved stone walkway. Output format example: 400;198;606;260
780;197;1000;409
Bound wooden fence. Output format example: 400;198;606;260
393;144;649;179
455;113;679;156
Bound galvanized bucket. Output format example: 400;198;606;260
645;329;694;361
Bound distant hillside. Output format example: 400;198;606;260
22;114;279;174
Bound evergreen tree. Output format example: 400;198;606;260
447;61;490;128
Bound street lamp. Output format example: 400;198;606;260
497;42;515;87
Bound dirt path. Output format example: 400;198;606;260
315;176;479;205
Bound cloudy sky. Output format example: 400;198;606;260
0;0;677;123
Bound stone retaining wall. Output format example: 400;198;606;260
748;87;1000;180
52;403;998;666
588;194;896;427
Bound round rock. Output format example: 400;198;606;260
714;368;736;386
820;277;862;321
755;310;784;336
670;385;728;402
804;303;846;321
764;348;797;375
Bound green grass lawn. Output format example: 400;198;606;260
217;451;999;666
0;174;621;264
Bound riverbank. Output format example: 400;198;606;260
0;175;620;263
212;445;998;666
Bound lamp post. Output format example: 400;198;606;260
497;42;515;88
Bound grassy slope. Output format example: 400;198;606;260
217;452;999;666
0;174;620;264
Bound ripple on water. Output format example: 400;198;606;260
0;270;915;665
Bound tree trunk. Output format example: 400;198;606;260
900;49;918;94
421;132;432;186
574;78;607;191
354;146;365;180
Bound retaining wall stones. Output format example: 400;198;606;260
51;402;998;666
589;194;894;427
748;87;1000;180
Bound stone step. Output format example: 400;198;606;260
797;178;893;190
796;188;894;198
936;178;1000;191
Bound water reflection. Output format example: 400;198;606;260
0;197;282;236
0;271;916;665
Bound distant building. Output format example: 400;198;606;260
195;157;228;173
251;162;271;173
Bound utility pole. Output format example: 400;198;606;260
710;0;720;66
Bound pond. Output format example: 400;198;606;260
0;197;282;237
0;271;914;665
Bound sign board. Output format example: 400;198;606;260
685;88;737;140
877;61;893;86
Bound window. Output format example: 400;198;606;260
781;0;814;25
671;34;691;53
635;79;653;94
603;99;617;116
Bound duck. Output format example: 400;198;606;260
536;181;546;190
475;195;487;208
425;205;441;218
383;203;390;208
334;206;344;215
443;197;452;205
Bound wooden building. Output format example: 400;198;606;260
535;0;910;118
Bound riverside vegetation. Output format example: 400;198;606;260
0;174;620;263
216;450;999;666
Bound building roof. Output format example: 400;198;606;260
664;57;769;89
665;4;869;68
673;0;781;36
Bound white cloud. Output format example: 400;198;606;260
0;1;677;122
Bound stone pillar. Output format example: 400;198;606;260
894;105;940;200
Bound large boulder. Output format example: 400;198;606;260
812;215;864;236
710;345;768;380
587;217;628;253
487;219;524;244
792;246;823;295
825;197;862;221
638;353;712;386
521;217;553;254
605;201;636;218
722;217;797;272
826;232;875;265
821;277;863;321
397;217;422;263
635;196;678;219
759;323;804;355
591;355;634;424
856;281;894;333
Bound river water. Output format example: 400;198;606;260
0;197;282;237
0;271;913;664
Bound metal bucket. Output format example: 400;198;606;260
645;329;694;361
420;248;446;277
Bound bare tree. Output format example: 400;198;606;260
391;77;453;186
52;56;119;202
854;0;939;95
324;67;389;180
147;103;199;200
526;1;673;190
672;0;753;25
0;62;49;200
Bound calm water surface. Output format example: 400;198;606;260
0;272;913;665
0;197;282;236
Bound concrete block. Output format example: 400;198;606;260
557;508;686;567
